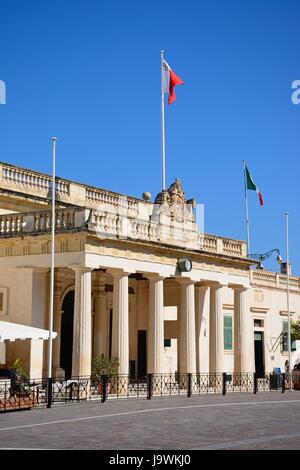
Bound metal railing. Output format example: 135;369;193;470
0;371;297;412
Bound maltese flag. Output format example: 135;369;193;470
162;59;184;105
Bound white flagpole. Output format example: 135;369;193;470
161;50;166;190
47;137;57;380
285;211;292;389
243;160;250;256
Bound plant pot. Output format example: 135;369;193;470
97;382;111;395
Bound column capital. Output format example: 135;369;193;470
209;282;227;291
108;268;131;279
178;277;195;286
195;284;210;292
145;273;165;282
231;285;248;293
94;283;106;299
69;265;93;274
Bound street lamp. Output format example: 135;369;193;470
247;248;282;269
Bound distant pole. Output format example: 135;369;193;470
161;49;166;190
47;137;57;379
285;211;292;389
243;160;250;255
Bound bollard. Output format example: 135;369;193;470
187;373;192;398
253;372;258;394
282;373;285;394
47;377;52;408
101;375;107;403
147;374;153;400
222;373;227;396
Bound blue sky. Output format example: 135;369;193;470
0;0;299;273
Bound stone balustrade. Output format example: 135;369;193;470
2;164;69;195
197;233;246;258
251;270;300;292
0;206;247;259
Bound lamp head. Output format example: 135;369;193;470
276;253;283;264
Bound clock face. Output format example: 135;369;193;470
185;259;192;272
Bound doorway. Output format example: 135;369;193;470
254;331;265;378
60;290;74;379
137;330;147;378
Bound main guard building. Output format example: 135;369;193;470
0;161;299;382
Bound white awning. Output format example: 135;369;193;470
0;321;57;342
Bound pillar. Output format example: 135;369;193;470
71;267;92;377
179;280;196;374
93;282;108;358
147;275;164;374
209;285;225;373
234;287;254;373
52;280;64;377
195;285;210;373
112;271;129;375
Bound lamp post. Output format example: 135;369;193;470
247;248;282;269
285;212;292;390
46;137;56;407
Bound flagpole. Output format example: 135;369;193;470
243;160;250;256
285;211;292;389
47;137;57;382
161;49;166;190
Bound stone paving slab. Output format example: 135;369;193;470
0;392;299;450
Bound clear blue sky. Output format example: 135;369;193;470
1;0;299;273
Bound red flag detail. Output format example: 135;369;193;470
168;70;184;105
257;191;263;206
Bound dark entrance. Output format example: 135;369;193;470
137;330;147;378
254;331;265;378
60;290;74;379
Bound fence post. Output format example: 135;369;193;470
147;374;153;400
47;378;52;408
282;373;285;394
187;373;192;397
222;373;226;396
253;372;257;394
101;375;107;403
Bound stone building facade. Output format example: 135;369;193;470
0;162;299;379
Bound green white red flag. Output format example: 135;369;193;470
245;166;263;206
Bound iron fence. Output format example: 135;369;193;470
0;371;297;412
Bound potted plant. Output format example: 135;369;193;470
91;356;119;394
9;359;33;405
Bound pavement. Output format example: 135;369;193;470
0;391;300;450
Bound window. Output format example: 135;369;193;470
164;339;171;348
224;316;233;350
0;288;8;316
281;320;296;352
254;319;263;328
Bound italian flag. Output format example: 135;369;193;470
162;59;184;105
245;166;264;206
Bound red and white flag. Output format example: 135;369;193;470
162;59;184;105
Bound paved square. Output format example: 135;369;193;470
0;392;300;450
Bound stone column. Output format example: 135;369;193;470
195;285;210;373
147;275;164;374
234;287;254;373
179;280;196;374
71;267;92;377
52;280;64;377
112;271;129;375
93;282;107;358
209;285;225;373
